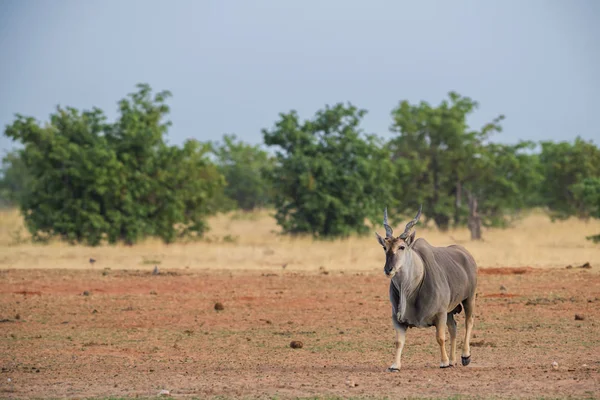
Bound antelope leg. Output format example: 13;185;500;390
446;312;458;366
388;322;407;372
462;295;475;366
435;313;450;368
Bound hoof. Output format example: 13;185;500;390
461;355;471;366
440;364;453;369
387;367;400;372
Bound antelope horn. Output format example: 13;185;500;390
399;204;422;239
383;207;394;238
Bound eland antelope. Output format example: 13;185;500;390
375;206;478;371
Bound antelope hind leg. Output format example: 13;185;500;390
435;313;451;368
461;296;475;366
446;312;458;366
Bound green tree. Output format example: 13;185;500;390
462;141;542;239
0;150;32;207
389;92;500;230
539;138;600;220
3;83;225;245
263;103;395;238
571;177;600;243
211;134;274;211
389;92;541;239
572;177;600;243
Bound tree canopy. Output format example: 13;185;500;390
211;134;274;211
263;103;395;238
388;92;542;239
2;87;599;244
3;84;225;245
539;138;600;220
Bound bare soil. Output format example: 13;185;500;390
0;267;599;399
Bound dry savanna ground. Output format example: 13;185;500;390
1;208;599;399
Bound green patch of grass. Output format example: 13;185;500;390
222;234;239;243
230;210;263;221
140;257;162;265
524;295;567;306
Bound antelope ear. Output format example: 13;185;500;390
406;231;417;247
375;232;386;248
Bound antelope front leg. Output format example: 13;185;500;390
388;322;407;372
435;313;450;368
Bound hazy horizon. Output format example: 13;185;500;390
1;0;598;153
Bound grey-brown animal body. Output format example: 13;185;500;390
390;239;477;328
376;206;478;371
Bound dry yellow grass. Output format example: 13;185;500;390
0;207;599;271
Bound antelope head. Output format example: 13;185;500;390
375;205;422;278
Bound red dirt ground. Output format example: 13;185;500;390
0;267;599;399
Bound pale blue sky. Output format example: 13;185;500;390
0;0;598;154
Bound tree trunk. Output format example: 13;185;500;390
467;193;482;240
454;180;462;226
430;148;450;231
432;151;439;207
433;213;450;232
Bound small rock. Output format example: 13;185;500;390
574;314;585;321
214;302;224;311
152;265;160;275
499;285;507;291
565;265;573;269
552;361;559;370
158;389;170;396
15;314;20;320
150;290;158;295
82;291;90;296
580;262;592;269
290;340;303;349
345;376;358;387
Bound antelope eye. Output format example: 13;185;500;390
399;245;406;250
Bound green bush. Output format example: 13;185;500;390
389;92;542;232
539;138;600;220
211;134;274;211
3;84;225;245
262;103;394;238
